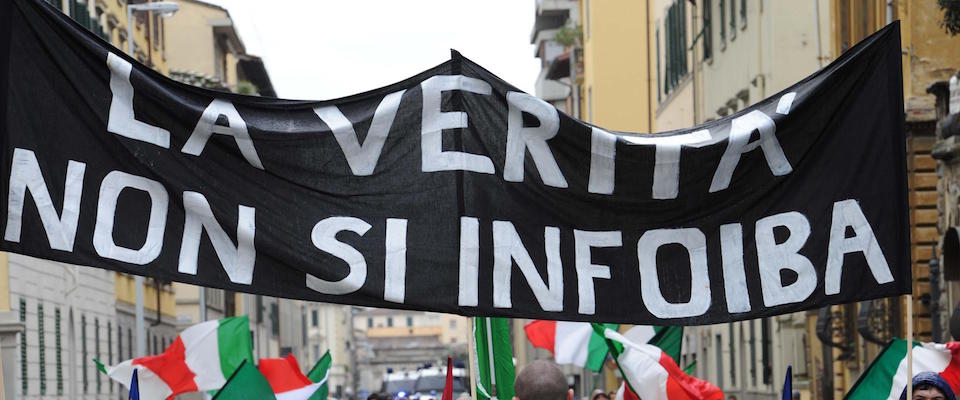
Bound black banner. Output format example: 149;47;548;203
0;0;910;325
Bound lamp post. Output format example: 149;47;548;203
124;1;178;357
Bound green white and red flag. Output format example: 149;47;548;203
845;339;960;399
306;350;333;400
524;320;617;371
96;316;253;400
258;354;324;400
592;324;723;400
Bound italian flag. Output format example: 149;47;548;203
845;339;960;399
96;316;253;400
592;324;724;400
524;320;617;371
258;354;325;400
307;350;333;400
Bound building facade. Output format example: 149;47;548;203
303;303;351;399
1;0;177;399
352;308;469;395
652;1;960;399
579;0;654;132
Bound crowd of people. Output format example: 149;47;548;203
366;360;956;400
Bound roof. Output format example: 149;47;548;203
237;55;277;97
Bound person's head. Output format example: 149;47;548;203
900;371;957;400
513;360;573;400
590;389;610;400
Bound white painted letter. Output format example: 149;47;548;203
178;191;256;285
504;92;567;188
306;217;371;295
755;211;816;306
313;90;406;176
622;129;712;199
575;230;622;314
106;53;170;148
637;228;711;319
492;221;563;312
458;217;480;307
710;109;792;192
183;99;264;170
5;148;85;251
420;75;495;174
588;127;617;194
384;218;407;303
93;171;169;265
720;223;751;313
825;199;893;295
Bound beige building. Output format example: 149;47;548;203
353;309;469;393
304;303;351;398
579;0;654;132
646;1;960;399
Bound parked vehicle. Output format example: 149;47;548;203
382;370;420;400
408;366;468;400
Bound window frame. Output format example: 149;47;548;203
719;0;727;49
729;0;736;40
702;0;713;62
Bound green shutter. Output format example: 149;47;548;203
82;314;87;393
108;321;113;393
38;303;46;395
681;0;687;77
19;298;27;395
95;318;101;393
56;308;63;395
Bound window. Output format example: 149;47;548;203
96;318;101;393
270;303;279;336
82;314;88;393
729;0;736;40
108;321;112;393
449;319;457;329
663;0;688;96
836;0;884;54
387;317;393;327
38;303;46;395
762;318;773;384
127;328;132;359
116;325;122;379
749;320;756;386
56;308;63;395
719;0;726;49
702;0;713;61
367;318;373;328
406;316;413;327
740;0;747;29
728;323;735;386
715;335;723;388
20;298;27;395
655;27;661;101
312;310;319;327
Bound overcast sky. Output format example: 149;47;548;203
201;1;541;101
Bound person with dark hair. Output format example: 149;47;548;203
900;371;957;400
513;360;573;400
590;389;611;400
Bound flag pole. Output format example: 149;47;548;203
468;318;479;400
907;294;914;400
485;317;498;400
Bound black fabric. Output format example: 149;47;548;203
0;0;910;325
